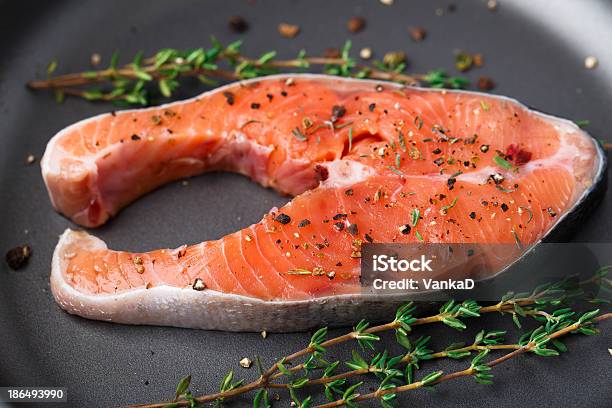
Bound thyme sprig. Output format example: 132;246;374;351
314;312;610;408
126;267;610;408
28;39;469;106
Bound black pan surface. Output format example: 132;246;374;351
1;1;611;407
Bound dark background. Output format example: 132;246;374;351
0;1;611;407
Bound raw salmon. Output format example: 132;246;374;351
42;74;606;331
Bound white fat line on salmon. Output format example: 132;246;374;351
389;183;404;201
517;132;585;177
321;124;589;189
320;159;375;188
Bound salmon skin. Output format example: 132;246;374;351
42;74;606;331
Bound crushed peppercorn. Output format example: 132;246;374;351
192;278;206;291
223;91;235;105
278;23;300;38
347;17;366;33
331;105;346;122
5;245;31;270
490;173;505;184
477;76;496;91
409;27;427;41
275;213;291;224
228;16;249;33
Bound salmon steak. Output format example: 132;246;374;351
41;74;606;331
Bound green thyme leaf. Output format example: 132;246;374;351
134;70;153;81
445;341;467;351
551;339;567;353
310;327;328;345
533;348;559;357
442;317;466;331
398;131;407;152
278;359;292;376
83;89;104;101
387;165;404;175
420;370;443;386
441;197;459;214
291;377;310;388
159;79;172;97
346;350;369;371
574;119;590;128
493;155;512;170
292;127;308;141
513;302;527;317
175;374;191;400
109;51;120;70
46;60;58;77
255;51;276;65
342;381;363;400
578;309;600;324
411;208;420;227
253;389;268;408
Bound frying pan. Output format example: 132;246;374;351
1;1;610;406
